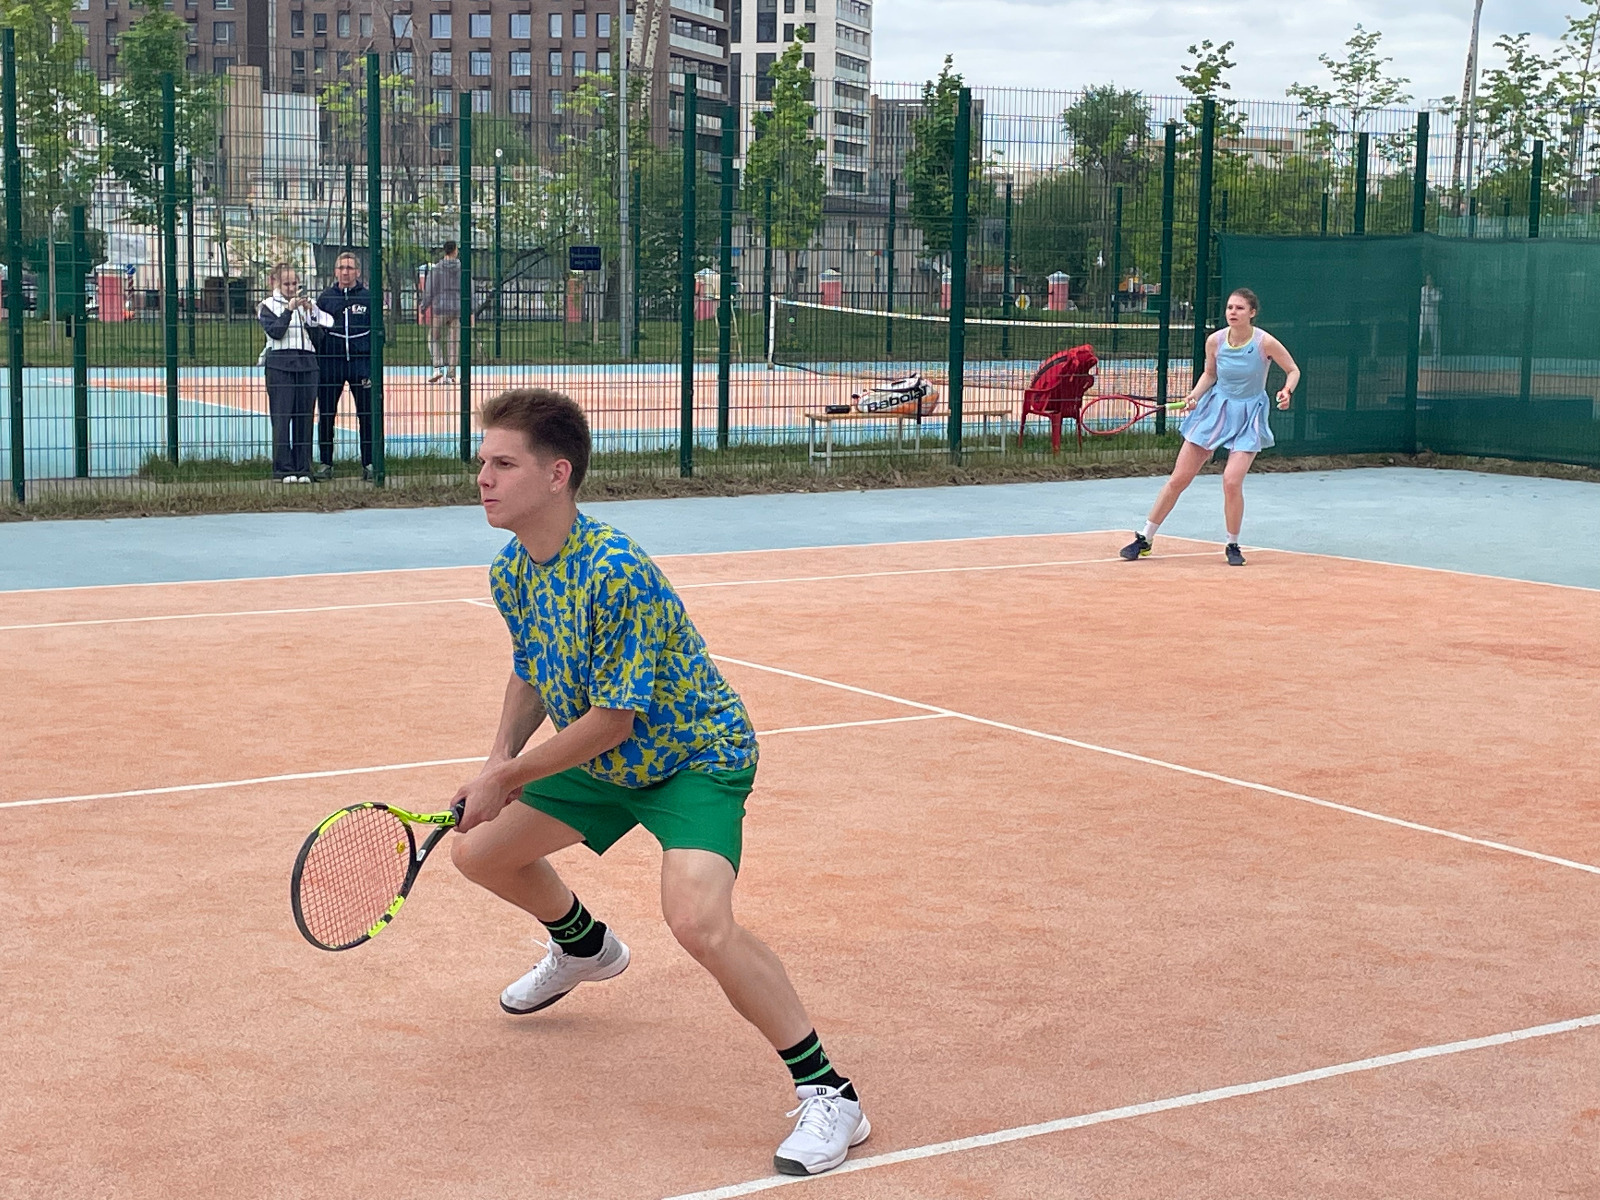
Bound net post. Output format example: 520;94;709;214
366;52;385;487
761;178;774;364
458;95;473;463
1156;120;1176;436
946;87;972;464
717;101;735;451
679;74;697;479
1000;179;1011;358
1191;98;1215;385
1528;138;1544;238
1353;132;1369;234
72;205;89;478
885;176;897;355
162;73;180;466
2;28;23;505
1411;112;1429;234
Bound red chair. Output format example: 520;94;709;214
1020;344;1098;452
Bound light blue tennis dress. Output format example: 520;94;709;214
1180;328;1275;452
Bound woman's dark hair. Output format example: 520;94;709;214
478;389;591;491
1230;287;1261;314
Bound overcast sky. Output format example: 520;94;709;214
872;0;1578;103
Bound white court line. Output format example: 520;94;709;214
1243;542;1600;595
714;655;1600;879
0;554;1216;632
0;596;488;633
0;530;1128;596
0;714;951;811
659;1011;1600;1200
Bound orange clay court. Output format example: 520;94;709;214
3;528;1598;1198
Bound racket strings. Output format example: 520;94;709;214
297;808;413;949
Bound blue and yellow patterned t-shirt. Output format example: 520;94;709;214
489;513;757;787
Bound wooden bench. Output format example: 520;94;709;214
802;407;1012;469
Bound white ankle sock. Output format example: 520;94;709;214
1140;520;1160;540
1226;532;1240;545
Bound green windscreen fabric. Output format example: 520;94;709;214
1218;233;1600;467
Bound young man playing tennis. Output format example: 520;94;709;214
448;389;868;1177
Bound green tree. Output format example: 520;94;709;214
1555;0;1600;188
103;2;217;222
740;37;825;296
0;0;105;324
905;55;991;258
1176;39;1245;139
1061;86;1152;185
1287;24;1412;161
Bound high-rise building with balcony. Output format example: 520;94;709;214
727;0;871;193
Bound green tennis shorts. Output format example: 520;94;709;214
520;764;757;872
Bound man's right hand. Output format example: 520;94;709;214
451;760;524;833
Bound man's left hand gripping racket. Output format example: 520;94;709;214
290;800;464;951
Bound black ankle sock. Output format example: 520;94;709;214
541;894;607;958
779;1030;855;1099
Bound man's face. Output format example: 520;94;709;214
335;259;358;286
476;426;572;530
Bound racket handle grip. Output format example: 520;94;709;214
449;798;466;828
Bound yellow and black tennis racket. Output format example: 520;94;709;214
290;800;464;951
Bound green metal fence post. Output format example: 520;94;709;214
1110;183;1123;354
366;53;385;486
717;101;735;451
1321;189;1329;236
1000;179;1012;358
1411;112;1430;233
631;167;642;357
458;98;473;462
184;157;197;360
493;156;503;359
1191;98;1216;382
3;29;23;504
1353;132;1370;234
946;86;972;464
678;75;697;478
344;161;354;247
761;178;774;364
884;176;896;355
162;73;180;465
72;205;88;478
1529;138;1544;238
1156;121;1176;436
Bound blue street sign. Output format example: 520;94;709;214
568;245;602;271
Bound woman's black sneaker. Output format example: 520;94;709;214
1120;534;1152;560
1225;543;1246;566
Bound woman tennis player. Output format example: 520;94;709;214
1121;288;1300;566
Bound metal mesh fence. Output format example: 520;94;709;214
2;39;1596;511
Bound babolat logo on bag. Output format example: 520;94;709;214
854;375;940;416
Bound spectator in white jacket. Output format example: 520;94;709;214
259;263;333;482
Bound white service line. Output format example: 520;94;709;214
0;714;949;811
0;552;1213;632
0;596;488;633
0;530;1134;596
659;1011;1600;1200
714;655;1600;878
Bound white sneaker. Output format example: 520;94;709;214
499;931;630;1014
773;1085;870;1176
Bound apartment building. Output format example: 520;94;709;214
727;0;871;193
73;0;271;80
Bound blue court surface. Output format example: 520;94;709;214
1;468;1593;592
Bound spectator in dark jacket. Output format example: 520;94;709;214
314;252;375;481
420;240;461;384
259;263;332;483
